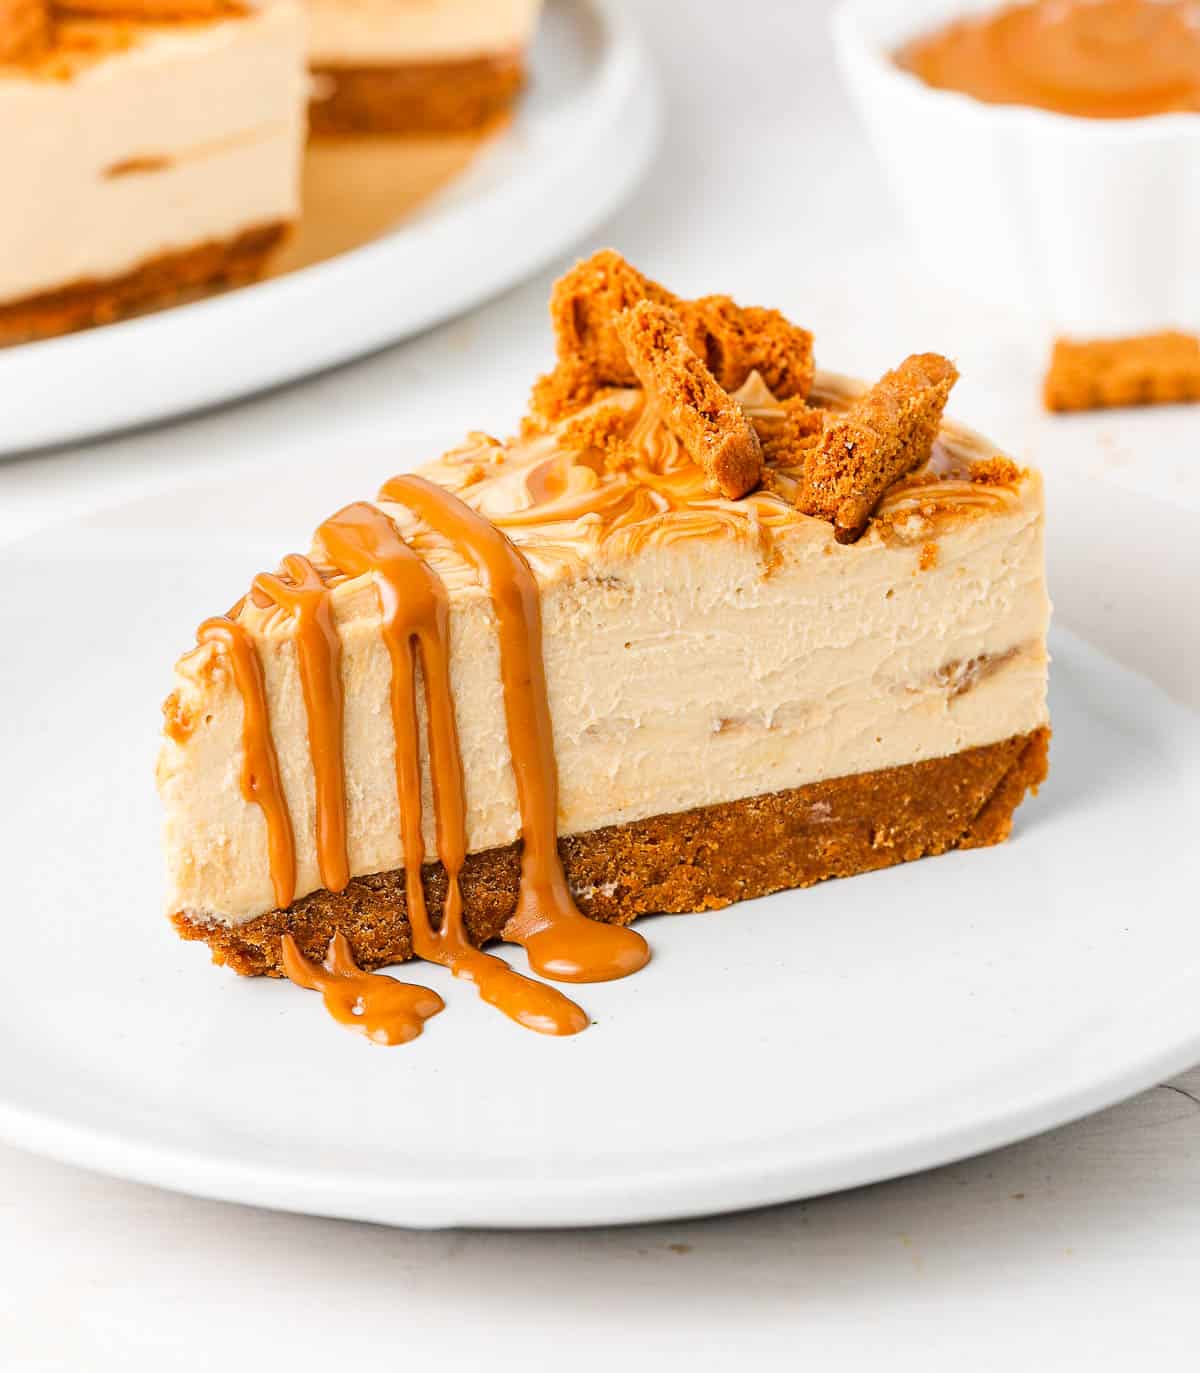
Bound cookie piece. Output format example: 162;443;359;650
532;250;815;422
0;0;49;62
800;352;958;543
1044;331;1200;412
682;296;814;401
548;250;676;388
615;300;763;499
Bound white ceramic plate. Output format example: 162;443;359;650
0;0;659;457
2;454;1198;1230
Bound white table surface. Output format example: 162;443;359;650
3;2;1199;1368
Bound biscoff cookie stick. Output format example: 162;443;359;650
615;300;763;500
800;352;958;544
1044;332;1200;412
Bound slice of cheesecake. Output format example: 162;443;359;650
0;0;306;343
307;0;543;135
159;252;1050;1034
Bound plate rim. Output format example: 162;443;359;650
5;969;1199;1230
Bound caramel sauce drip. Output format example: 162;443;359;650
196;617;296;910
253;555;350;895
317;502;588;1036
281;932;443;1045
899;0;1200;119
380;475;651;984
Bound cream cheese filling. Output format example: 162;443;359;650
159;472;1050;927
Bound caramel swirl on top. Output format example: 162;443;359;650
900;0;1200;119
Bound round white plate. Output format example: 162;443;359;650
2;454;1198;1229
0;0;659;457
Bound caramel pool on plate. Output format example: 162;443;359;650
898;0;1200;119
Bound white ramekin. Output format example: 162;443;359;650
832;0;1200;336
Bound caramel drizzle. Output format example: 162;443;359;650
196;617;296;910
380;475;650;984
317;502;587;1035
252;555;350;895
281;933;443;1045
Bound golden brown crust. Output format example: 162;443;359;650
799;352;958;543
614;300;763;498
0;221;287;345
1044;332;1200;412
0;0;50;62
531;251;815;424
309;53;525;136
173;728;1050;978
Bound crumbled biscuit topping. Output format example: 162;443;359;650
531;250;814;427
797;354;958;543
528;252;976;542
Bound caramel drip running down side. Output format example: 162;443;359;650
253;555;350;896
379;475;650;984
281;932;443;1045
196;617;296;911
316;502;588;1035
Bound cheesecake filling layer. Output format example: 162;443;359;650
0;3;305;303
306;0;541;66
159;387;1050;929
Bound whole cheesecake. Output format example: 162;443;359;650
0;0;306;343
158;253;1050;1041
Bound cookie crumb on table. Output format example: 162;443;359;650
1044;332;1200;413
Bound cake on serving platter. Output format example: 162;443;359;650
0;0;306;343
159;251;1051;1042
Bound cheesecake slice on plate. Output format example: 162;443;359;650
307;0;544;135
159;252;1050;1039
0;0;305;343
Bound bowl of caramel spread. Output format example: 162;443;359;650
833;0;1200;335
899;0;1200;120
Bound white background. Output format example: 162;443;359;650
3;1;1199;1367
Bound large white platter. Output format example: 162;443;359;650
1;454;1198;1229
0;0;659;456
